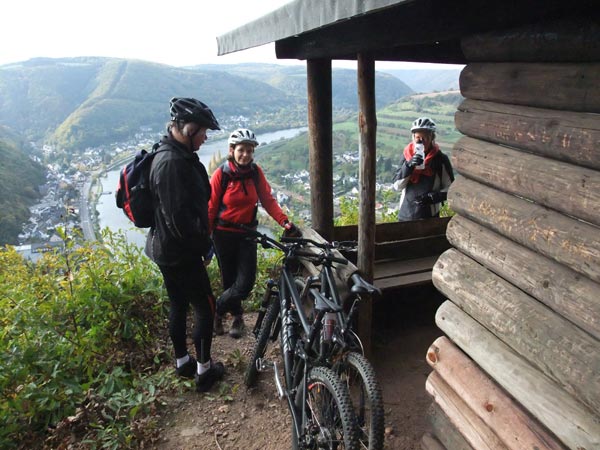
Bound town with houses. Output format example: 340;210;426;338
13;119;397;262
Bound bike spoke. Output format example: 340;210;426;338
307;381;347;449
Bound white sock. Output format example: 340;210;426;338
198;360;211;375
176;354;190;368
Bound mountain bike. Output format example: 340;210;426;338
242;227;359;449
244;228;384;450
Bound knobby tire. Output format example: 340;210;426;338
334;352;384;450
292;366;359;450
244;297;280;388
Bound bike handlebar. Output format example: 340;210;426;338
227;222;351;266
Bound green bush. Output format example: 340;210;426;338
0;229;175;449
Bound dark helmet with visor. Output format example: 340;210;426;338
169;97;220;130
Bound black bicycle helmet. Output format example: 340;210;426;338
169;97;220;130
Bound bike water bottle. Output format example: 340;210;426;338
322;312;336;341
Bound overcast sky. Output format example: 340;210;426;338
1;0;461;70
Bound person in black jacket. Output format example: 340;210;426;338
145;97;224;392
392;117;454;221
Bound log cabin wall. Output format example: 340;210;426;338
424;17;600;450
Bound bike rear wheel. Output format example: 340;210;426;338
292;366;359;450
244;296;280;388
334;352;384;450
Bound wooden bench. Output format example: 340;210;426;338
333;217;452;292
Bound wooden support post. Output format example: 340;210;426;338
357;53;377;355
306;58;333;240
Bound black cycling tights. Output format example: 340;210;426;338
159;259;215;363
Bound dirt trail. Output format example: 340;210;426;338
156;295;442;450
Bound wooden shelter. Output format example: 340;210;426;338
218;1;600;448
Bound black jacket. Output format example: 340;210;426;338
145;136;211;266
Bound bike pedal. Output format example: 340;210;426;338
256;358;275;372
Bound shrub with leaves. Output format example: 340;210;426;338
0;229;175;449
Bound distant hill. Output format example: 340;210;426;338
0;57;305;152
0;59;414;153
0;127;46;244
194;63;414;110
380;68;463;93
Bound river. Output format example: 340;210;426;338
95;127;307;247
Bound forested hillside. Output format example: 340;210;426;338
196;63;413;110
381;68;462;93
0;58;413;153
0;58;304;152
0;127;46;244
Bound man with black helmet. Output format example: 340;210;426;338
145;97;224;392
392;117;454;221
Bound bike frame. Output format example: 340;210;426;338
240;224;379;448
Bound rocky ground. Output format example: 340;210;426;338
155;289;443;450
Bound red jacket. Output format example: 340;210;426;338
208;161;288;233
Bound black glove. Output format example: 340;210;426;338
414;192;447;206
394;155;422;181
407;153;424;168
283;221;301;237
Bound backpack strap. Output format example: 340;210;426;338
216;162;260;228
219;162;260;195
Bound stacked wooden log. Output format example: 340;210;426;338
424;17;600;450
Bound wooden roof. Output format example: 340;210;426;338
217;0;596;64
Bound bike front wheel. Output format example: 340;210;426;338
333;352;384;450
244;296;280;388
292;366;358;450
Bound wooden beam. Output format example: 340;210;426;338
356;53;377;355
426;371;509;450
448;177;600;284
374;236;450;261
447;215;600;340
451;136;600;226
433;249;600;414
427;403;474;450
427;336;567;450
421;432;447;450
461;17;600;62
435;300;600;450
460;62;600;113
306;59;333;240
455;99;600;171
333;216;451;242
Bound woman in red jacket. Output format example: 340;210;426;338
208;128;298;338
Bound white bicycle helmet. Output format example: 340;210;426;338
228;128;259;146
411;117;436;132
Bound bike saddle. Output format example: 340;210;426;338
350;273;382;296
